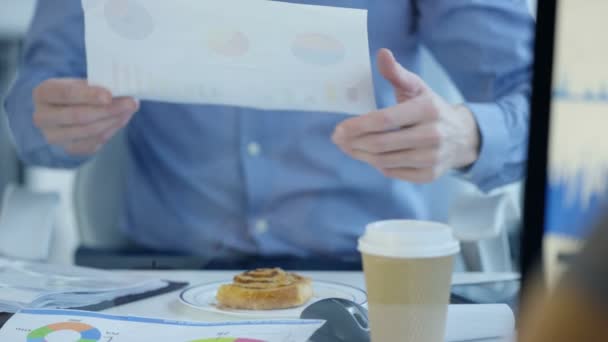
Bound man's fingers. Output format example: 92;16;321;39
60;116;129;156
377;48;426;98
333;96;438;139
380;167;441;184
35;78;112;106
347;123;441;154
44;115;128;145
63;137;104;156
351;148;440;170
35;97;139;127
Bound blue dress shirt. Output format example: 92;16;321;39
5;0;534;259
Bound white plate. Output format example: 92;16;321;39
179;280;367;318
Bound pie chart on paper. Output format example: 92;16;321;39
27;322;102;342
291;33;346;66
104;0;156;40
207;30;250;57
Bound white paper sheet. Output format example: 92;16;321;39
0;258;167;313
446;304;515;341
83;0;376;115
0;309;324;342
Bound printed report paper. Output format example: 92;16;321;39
83;0;376;115
0;309;324;342
0;258;167;313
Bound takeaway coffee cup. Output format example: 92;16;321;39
358;220;460;342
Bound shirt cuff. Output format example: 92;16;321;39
460;102;510;192
4;73;89;168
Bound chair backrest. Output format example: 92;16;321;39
73;129;130;249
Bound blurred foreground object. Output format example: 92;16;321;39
519;216;608;342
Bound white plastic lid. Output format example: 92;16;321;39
358;220;460;258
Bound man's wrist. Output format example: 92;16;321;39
453;104;481;170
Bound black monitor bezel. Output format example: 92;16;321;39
520;0;558;291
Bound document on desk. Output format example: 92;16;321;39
83;0;376;115
0;258;168;313
0;309;324;342
446;304;515;341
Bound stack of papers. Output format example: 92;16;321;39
0;258;167;313
0;309;323;342
446;304;515;341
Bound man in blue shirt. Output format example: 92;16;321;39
5;0;534;264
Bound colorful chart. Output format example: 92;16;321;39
104;0;156;40
345;78;370;104
325;83;338;103
291;33;346;66
190;339;265;342
207;30;250;57
27;322;101;342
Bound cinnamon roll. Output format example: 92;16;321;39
216;268;313;310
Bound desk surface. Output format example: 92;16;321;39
104;271;364;321
101;271;512;342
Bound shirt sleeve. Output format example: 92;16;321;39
415;0;535;192
3;0;90;168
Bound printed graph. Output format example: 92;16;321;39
291;33;346;66
207;30;250;57
27;322;101;342
104;0;155;40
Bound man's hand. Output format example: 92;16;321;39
33;78;139;156
332;49;480;183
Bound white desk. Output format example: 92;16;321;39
102;271;512;341
104;271;364;322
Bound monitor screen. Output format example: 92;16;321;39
542;0;608;286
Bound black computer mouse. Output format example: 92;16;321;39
300;298;371;342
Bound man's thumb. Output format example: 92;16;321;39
377;48;425;98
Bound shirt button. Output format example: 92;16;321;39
247;142;261;157
255;219;269;235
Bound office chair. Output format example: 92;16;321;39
73;129;131;250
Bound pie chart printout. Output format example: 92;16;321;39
83;0;376;114
291;33;346;66
104;0;156;40
27;322;102;342
207;30;250;57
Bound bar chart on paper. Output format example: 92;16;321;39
0;309;323;342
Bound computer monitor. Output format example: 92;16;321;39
522;0;608;289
